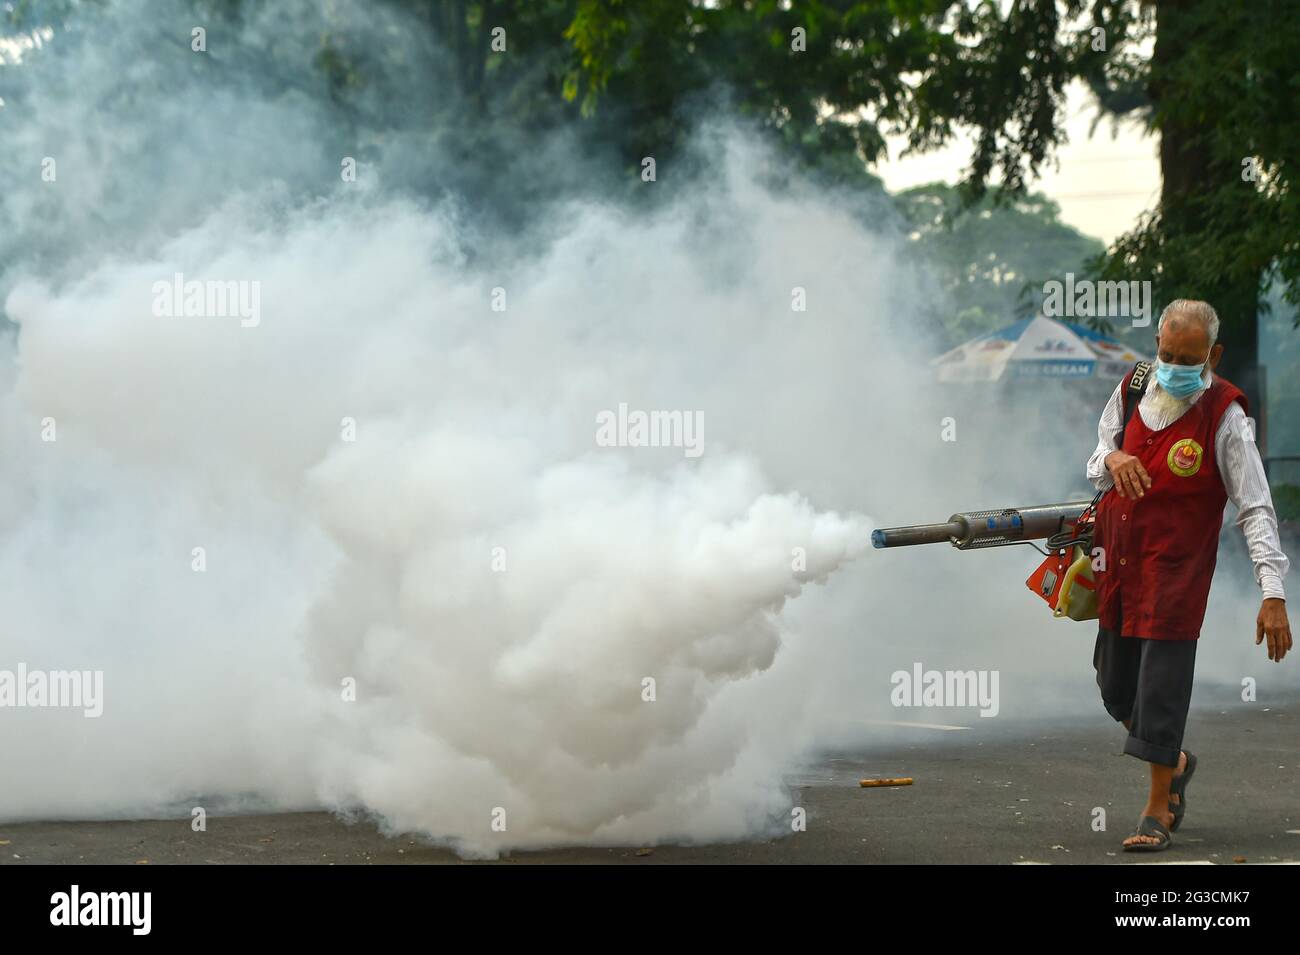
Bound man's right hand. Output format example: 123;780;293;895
1105;450;1153;500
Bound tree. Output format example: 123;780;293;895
9;0;1297;423
1088;0;1300;419
896;183;1106;345
565;0;1300;420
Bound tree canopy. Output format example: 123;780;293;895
5;0;1298;399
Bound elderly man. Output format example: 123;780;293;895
1086;299;1292;851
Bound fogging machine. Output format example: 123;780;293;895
871;491;1105;621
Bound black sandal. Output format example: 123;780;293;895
1122;814;1172;852
1169;750;1197;832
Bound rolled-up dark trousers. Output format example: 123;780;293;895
1092;603;1197;768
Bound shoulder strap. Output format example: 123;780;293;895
1118;360;1153;447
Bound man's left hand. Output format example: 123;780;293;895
1256;598;1292;662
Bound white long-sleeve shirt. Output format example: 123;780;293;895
1086;368;1289;601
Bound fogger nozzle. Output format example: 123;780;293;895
871;501;1093;551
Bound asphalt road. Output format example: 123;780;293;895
3;689;1297;864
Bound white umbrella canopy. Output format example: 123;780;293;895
933;314;1149;383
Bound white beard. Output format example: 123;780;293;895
1147;381;1197;423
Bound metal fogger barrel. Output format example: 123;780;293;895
871;501;1093;551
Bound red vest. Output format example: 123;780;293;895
1093;371;1247;640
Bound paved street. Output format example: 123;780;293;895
4;688;1296;864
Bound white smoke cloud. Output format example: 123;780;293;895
0;136;908;854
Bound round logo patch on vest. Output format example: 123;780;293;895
1167;437;1204;477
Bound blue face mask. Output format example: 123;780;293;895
1154;353;1210;399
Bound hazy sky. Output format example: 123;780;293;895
877;81;1160;246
